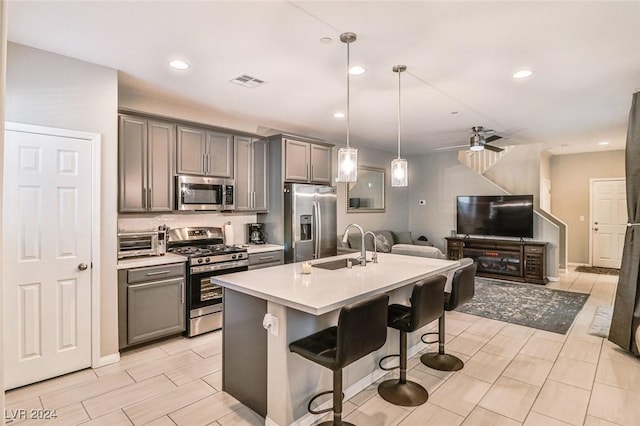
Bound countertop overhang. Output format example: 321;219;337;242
213;252;460;315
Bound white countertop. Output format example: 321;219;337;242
117;253;188;270
213;252;459;315
245;244;285;254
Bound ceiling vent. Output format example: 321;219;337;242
229;74;266;88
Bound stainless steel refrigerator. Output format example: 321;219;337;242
283;184;337;263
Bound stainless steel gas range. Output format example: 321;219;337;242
168;227;248;336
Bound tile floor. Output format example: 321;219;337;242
5;268;640;425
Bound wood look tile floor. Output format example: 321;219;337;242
5;268;640;425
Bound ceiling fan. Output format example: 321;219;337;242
469;126;504;152
436;126;505;152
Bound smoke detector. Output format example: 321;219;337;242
229;74;266;88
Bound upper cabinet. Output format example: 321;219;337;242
119;115;175;212
177;125;233;178
234;136;268;212
283;137;332;184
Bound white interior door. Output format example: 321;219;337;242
3;127;93;389
591;179;627;268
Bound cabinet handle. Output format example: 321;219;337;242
206;153;211;174
252;191;256;209
147;187;152;209
307;164;310;179
259;255;275;260
145;270;172;276
142;188;147;209
311;165;314;179
203;154;207;174
180;281;184;304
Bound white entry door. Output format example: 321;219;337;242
3;125;93;389
591;179;627;268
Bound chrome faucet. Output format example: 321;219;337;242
342;223;367;266
364;231;378;264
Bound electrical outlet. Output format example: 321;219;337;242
418;200;426;205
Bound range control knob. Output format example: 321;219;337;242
205;257;210;263
197;258;203;264
231;254;237;259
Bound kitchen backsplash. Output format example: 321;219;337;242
118;212;258;245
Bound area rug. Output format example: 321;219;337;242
575;266;620;275
456;278;589;334
588;305;613;337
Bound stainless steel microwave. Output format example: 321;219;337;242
176;175;235;211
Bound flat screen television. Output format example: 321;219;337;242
456;195;534;238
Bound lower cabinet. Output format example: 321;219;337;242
248;250;284;270
118;262;186;348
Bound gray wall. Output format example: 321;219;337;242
6;43;119;358
334;145;409;236
550;150;625;264
407;149;560;278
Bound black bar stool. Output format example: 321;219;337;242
289;293;389;426
377;275;446;406
421;259;477;371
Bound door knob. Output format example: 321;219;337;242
78;263;88;271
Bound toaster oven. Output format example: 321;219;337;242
117;230;168;259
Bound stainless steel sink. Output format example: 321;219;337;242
312;258;365;270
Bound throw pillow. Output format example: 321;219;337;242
393;231;413;244
375;234;391;253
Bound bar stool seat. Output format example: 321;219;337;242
289;293;389;426
377;275;446;407
421;259;477;371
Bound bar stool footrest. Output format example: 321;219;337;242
420;331;439;345
377;378;429;406
378;353;400;371
308;390;339;415
420;352;464;372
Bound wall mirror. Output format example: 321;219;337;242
346;166;385;213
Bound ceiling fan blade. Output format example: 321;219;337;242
484;135;503;143
434;144;469;151
484;144;504;153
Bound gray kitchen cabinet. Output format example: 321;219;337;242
118;263;186;348
176;125;233;177
119;114;175;212
310;144;332;183
283;137;332;184
248;250;284;270
234;136;268;212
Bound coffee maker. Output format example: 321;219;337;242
248;223;267;244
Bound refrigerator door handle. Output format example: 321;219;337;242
312;200;320;259
316;199;322;258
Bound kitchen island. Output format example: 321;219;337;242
213;252;460;426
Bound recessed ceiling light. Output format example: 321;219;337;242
513;69;533;79
320;37;332;44
169;59;189;70
333;112;345;118
349;66;365;75
598;141;610;146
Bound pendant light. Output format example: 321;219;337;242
337;32;358;183
391;65;408;187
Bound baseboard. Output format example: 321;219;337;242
93;352;120;368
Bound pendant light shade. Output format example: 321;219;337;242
337;32;358;183
391;65;408;187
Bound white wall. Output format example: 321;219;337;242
1;0;7;413
6;43;119;358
